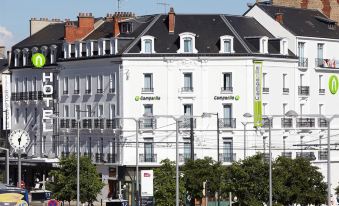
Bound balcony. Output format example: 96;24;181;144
219;118;236;128
11;93;19;101
37;91;43;100
60;119;70;129
296;152;316;161
74;90;80;95
319;89;325;95
298;86;310;96
94;119;104;129
139;119;157;130
221;87;233;93
109;88;115;94
61;152;70;158
219;153;236;162
315;58;339;69
262;87;270;93
63;90;69;95
95;153;105;163
179;118;196;129
106;119;120;129
281;118;293;128
28;91;38;100
281;152;292;158
82;119;93;129
262;118;273;128
107;153;117;163
179;153;197;162
298;57;308;68
296;118;315;128
71;119;78;128
318;150;328;160
139;154;157;163
181;87;194;92
142;88;154;93
318;118;328;128
283;88;289;94
97;89;103;94
83;152;92;160
85;89;91;94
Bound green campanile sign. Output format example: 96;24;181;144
329;75;339;95
253;61;263;127
31;53;46;68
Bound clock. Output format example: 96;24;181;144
8;129;30;151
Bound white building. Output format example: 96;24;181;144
7;6;339;203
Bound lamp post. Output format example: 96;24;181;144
242;113;253;160
0;147;9;185
285;110;339;206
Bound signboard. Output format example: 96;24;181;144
141;196;154;206
253;61;263;127
329;75;339;95
214;95;240;101
42;72;54;132
135;96;160;101
1;74;11;129
141;170;153;197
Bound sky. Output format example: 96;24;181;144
0;0;255;50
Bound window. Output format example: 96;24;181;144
86;75;91;94
86;105;92;117
121;23;133;33
143;73;153;92
86;41;92;56
75;105;80;119
22;49;29;66
319;75;325;94
144;138;154;162
317;43;324;60
144;105;153;128
282;74;288;93
87;137;92;155
184;141;191;160
98;105;103;117
280;39;288;55
52;136;57;154
141;36;155;54
109;104;116;119
183;73;193;92
283;103;287;116
260;37;268;53
184;104;193;116
23;77;28;93
219;35;234;53
50;45;57;64
97;75;103;94
63;77;69;94
15;78;19;93
222;73;232;92
223;138;233;162
177;32;198;53
32;77;37;92
16;108;19;124
223;104;233;127
109;138;115;155
104;39;111;55
42;136;46;154
109;73;115;93
14;49;20;67
75;76;80;94
298;42;306;67
65;137;70;153
300;74;304;86
63;43;69;58
25;108;28;124
64;105;69;117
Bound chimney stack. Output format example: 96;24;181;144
168;7;175;34
7;51;11;65
0;46;5;59
64;12;95;42
275;12;284;24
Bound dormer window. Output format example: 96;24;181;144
50;45;57;64
14;49;21;67
260;36;269;54
279;39;288;55
104;39;111;55
141;36;155;54
75;42;81;57
70;44;75;58
32;47;38;55
81;42;86;57
41;46;48;59
98;39;104;56
22;48;29;66
110;38;116;55
177;32;198;54
121;22;133;34
220;35;235;53
93;41;98;56
86;41;92;56
63;43;70;58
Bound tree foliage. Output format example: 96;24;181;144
153;159;185;206
48;155;104;205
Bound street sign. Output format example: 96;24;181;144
48;199;59;206
16;200;28;206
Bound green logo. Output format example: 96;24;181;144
235;95;240;101
329;75;339;95
135;96;140;101
31;53;46;68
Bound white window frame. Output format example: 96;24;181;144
141;36;156;54
50;45;57;64
86;105;92;117
75;76;80;93
97;75;103;92
260;36;269;54
22;48;29;66
177;32;198;54
86;75;92;94
32;77;37;92
41;46;48;57
63;43;70;59
110;38;117;55
280;38;288;55
98;104;104;117
109;73;116;93
86;41;93;56
75;105;80;119
14;49;20;67
64;105;69;117
109;104;116;119
63;77;69;94
219;35;234;53
23;77;28;93
75;41;81;58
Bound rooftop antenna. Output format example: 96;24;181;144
157;0;170;14
117;0;124;12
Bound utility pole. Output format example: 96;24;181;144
190;117;194;160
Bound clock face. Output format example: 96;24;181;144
8;129;30;151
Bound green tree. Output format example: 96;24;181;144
48;155;104;205
182;157;222;203
154;159;185;206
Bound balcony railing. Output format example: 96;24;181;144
61;152;70;158
319;89;325;94
318;150;328;160
106;119;120;129
82;119;93;129
296;152;316;160
262;87;270;93
179;153;197;162
142;88;154;93
315;58;339;69
298;86;310;96
95;153;105;163
107;153;117;163
139;154;157;163
281;152;292;158
219;153;236;162
296;118;315;128
71;119;77;128
74;90;80;95
63;90;68;95
94;119;105;129
283;88;289;93
179;118;196;129
97;89;103;94
60;119;70;129
219;118;236;128
298;57;308;68
281;118;293;128
181;87;194;92
262;118;273;128
221;87;233;93
318;118;328;128
11;93;19;101
139;119;157;129
85;89;91;94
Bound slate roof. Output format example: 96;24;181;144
255;4;339;39
0;59;7;70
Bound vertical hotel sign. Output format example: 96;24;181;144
2;74;11;129
253;61;263;127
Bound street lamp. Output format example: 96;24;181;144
285;110;339;206
242;113;253;159
49;114;102;206
0;147;9;185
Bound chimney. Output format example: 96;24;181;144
168;7;175;34
30;17;63;36
7;51;11;65
0;46;5;59
64;12;95;42
275;12;284;24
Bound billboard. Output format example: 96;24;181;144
141;170;153;197
253;61;263;127
2;74;11;129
